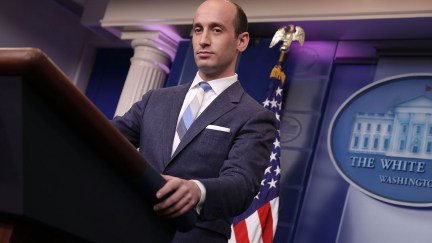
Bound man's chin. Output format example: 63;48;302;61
196;64;214;74
197;67;219;79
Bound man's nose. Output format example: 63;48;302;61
199;29;210;46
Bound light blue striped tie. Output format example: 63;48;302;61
177;82;212;140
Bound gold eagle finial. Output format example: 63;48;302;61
269;24;305;51
269;24;305;65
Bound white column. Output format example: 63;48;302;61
114;31;178;117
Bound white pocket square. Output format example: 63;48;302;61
206;125;230;133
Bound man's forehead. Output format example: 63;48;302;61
194;0;236;17
193;1;236;24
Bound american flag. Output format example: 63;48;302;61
229;65;284;243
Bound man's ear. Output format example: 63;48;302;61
237;32;250;52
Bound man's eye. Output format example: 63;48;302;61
194;27;202;33
213;28;222;33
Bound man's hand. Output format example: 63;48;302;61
153;175;201;218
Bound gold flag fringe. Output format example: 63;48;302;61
269;65;286;85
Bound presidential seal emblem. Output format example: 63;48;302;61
328;74;432;207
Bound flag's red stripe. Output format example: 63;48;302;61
234;220;250;243
257;202;273;243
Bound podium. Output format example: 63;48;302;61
0;48;196;243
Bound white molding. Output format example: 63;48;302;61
101;0;432;26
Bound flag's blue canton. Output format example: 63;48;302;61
232;76;282;224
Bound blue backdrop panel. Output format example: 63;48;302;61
85;48;133;118
165;41;196;88
292;64;376;243
236;38;283;103
275;41;339;243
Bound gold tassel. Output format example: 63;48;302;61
269;65;286;85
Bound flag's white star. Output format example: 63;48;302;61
262;99;270;107
274;165;281;175
275;113;280;121
261;179;266;186
255;191;260;199
270;152;277;161
276;87;283;96
268;179;278;188
264;166;272;174
273;139;280;148
270;99;278;108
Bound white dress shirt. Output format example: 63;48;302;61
172;72;238;213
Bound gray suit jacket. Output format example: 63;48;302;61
112;81;276;238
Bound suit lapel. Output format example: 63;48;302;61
169;82;244;161
162;83;191;165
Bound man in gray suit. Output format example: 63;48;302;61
112;0;276;242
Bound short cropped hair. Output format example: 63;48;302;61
230;1;248;36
